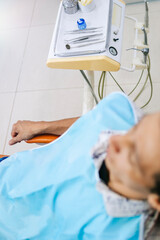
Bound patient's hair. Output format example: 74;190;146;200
150;173;160;197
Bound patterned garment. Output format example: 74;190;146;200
91;130;160;239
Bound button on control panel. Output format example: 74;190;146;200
113;29;119;35
109;47;118;56
113;38;119;42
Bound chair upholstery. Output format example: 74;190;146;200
1;135;60;157
0;155;8;158
26;134;59;144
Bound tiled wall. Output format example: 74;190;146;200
0;0;160;155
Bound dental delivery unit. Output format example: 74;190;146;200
47;0;151;111
47;0;126;72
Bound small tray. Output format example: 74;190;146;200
54;0;112;57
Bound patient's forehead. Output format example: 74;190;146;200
135;113;160;149
133;112;160;134
132;112;160;178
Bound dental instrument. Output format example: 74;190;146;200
64;33;103;44
144;0;149;28
127;47;149;64
66;38;104;46
65;40;105;49
64;27;103;34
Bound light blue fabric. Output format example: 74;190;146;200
0;92;142;240
0;156;8;162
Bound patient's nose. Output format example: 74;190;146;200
109;135;124;154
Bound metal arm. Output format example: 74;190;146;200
127;47;149;64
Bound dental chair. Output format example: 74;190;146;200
0;92;143;240
0;134;59;158
26;134;59;144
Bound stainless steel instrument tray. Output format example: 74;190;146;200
54;0;112;57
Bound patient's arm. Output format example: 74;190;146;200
9;118;78;145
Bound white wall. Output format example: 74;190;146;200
0;0;160;155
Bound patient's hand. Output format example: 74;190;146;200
9;120;42;145
9;117;78;145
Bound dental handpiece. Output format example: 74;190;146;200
144;0;149;28
141;26;148;46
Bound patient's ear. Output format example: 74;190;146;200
148;194;160;211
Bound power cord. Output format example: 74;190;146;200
108;72;125;93
80;56;153;109
128;70;144;96
80;70;99;104
104;55;153;109
98;71;106;100
135;55;153;108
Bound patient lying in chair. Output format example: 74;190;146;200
1;92;160;240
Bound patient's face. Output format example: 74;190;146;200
106;113;160;199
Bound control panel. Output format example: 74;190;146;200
106;0;125;62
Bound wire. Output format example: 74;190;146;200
102;71;106;99
133;57;150;102
133;73;149;102
80;70;99;104
128;70;144;96
98;71;106;100
140;55;153;109
80;56;152;109
106;55;153;109
133;56;152;105
108;70;145;97
108;72;126;93
98;72;103;99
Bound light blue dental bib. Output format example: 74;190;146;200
0;92;144;240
